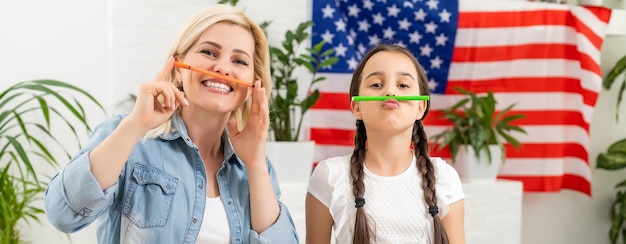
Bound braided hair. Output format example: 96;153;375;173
348;44;448;244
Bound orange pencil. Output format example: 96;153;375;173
173;61;254;87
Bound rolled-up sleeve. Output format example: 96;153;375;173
44;115;124;233
248;201;299;243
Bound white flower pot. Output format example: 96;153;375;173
265;141;316;185
452;145;502;182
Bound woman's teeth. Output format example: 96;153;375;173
202;80;233;92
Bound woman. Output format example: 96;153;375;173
45;4;298;243
306;44;465;244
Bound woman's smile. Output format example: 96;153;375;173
202;79;234;94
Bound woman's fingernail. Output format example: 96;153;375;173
184;98;189;106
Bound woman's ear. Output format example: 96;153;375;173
173;55;184;86
246;83;254;101
174;65;183;84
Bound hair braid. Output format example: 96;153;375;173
351;120;372;244
413;120;449;244
347;44;440;243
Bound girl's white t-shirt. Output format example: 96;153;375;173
195;196;231;244
307;154;464;244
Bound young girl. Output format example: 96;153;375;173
306;44;465;244
44;4;298;243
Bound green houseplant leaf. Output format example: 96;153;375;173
608;180;626;244
0;79;105;243
603;54;626;122
597;152;626;171
430;87;527;164
269;21;338;141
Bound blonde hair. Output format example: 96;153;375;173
145;4;271;138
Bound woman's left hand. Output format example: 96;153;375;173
227;80;269;169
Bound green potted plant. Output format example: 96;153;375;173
429;87;527;180
597;53;626;244
268;21;338;142
264;21;338;184
0;80;105;243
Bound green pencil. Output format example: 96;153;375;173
351;95;430;101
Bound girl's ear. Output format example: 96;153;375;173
351;100;362;120
416;100;427;120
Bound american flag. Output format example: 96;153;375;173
306;0;612;195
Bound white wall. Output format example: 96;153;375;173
1;1;109;243
1;0;625;243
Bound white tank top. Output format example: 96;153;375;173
195;196;231;244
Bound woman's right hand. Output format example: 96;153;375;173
127;57;188;132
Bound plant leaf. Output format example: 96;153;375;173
604;55;626;90
609;138;626;154
616;78;625;122
597;152;626;170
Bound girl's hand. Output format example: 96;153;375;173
228;80;269;169
127;57;188;132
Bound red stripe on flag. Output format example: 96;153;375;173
443;78;599;106
560;174;592;195
452;44;580;62
430;143;589;162
458;10;571;28
313;92;351;110
452;45;602;77
571;11;607;50
578;51;603;77
310;128;355;146
585;6;612;23
425;110;589;131
506;143;589;162
576;24;604;50
458;8;609;50
507;111;589;131
499;174;591;195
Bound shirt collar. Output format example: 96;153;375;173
159;114;238;165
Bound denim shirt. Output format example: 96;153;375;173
44;114;299;244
